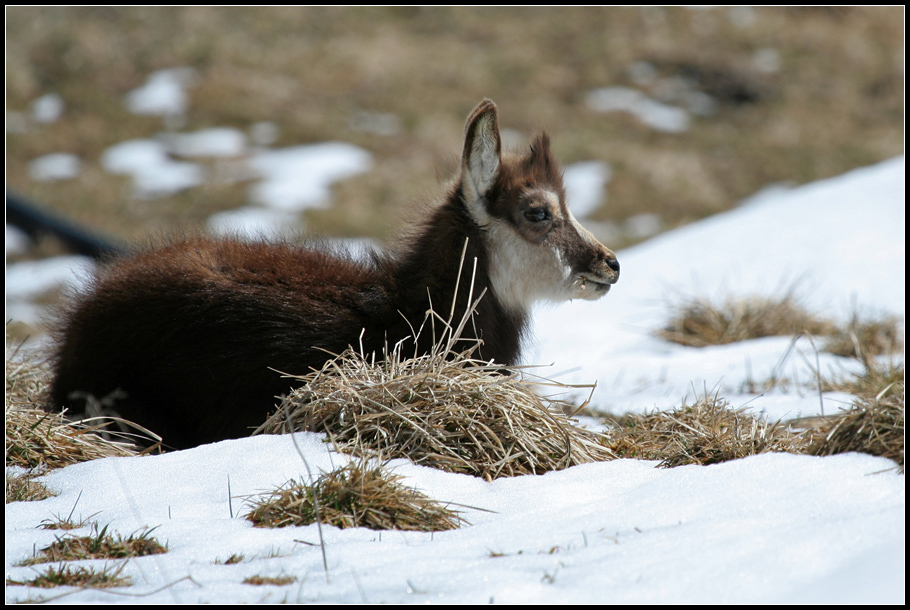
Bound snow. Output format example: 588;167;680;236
586;86;691;133
206;207;301;240
100;139;204;199
4;255;94;327
4;157;905;603
28;153;82;182
248;142;373;212
30;93;65;124
125;68;197;117
563;161;610;219
5;225;30;256
529;156;905;419
163;127;247;158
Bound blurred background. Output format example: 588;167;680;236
5;6;905;341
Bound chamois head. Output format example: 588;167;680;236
459;99;619;314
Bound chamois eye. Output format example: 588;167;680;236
524;208;550;223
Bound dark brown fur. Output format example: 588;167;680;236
50;100;618;449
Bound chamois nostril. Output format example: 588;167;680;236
607;255;620;275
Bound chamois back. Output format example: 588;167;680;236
50;99;619;449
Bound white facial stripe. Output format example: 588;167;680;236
565;206;598;246
536;189;563;220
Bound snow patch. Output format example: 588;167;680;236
248;142;373;211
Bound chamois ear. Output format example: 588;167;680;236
461;99;501;222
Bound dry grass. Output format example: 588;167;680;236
808;362;904;471
824;360;905;400
39;514;97;531
657;294;904;369
822;312;904;361
244;460;464;532
243;574;297;586
6;7;902;254
603;393;809;468
6;471;55;503
656;293;836;348
215;553;245;565
256;335;614;480
17;523;167;566
5;404;149;471
255;272;614;480
602;360;904;472
6;562;131;589
5;344;148;473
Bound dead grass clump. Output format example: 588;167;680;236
17;523;167;566
256;342;614;480
6;471;55;503
823;361;905;400
244;460;464;532
243;574;298;586
604;394;808;468
657;294;836;348
215;553;245;565
810;363;904;471
5;404;145;471
6;562;131;589
6;343;146;470
821;312;903;360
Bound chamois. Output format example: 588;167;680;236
49;99;619;450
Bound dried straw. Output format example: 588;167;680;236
244;459;465;531
604;393;809;468
809;363;904;471
255;253;614;480
256;343;614;480
6;343;146;470
657;294;836;348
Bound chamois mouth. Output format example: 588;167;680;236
573;274;614;295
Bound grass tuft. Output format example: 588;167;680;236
256;322;614;480
244;459;465;532
603;393;808;467
809;362;904;471
821;312;903;361
215;553;245;565
656;294;836;348
242;574;298;586
6;562;131;589
39;514;98;531
6;471;55;503
658;295;903;367
6;343;146;470
17;523;167;566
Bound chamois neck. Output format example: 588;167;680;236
392;196;528;365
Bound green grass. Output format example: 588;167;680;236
6;562;131;589
17;523;167;566
6;471;55;503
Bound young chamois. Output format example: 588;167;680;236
50;99;619;450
